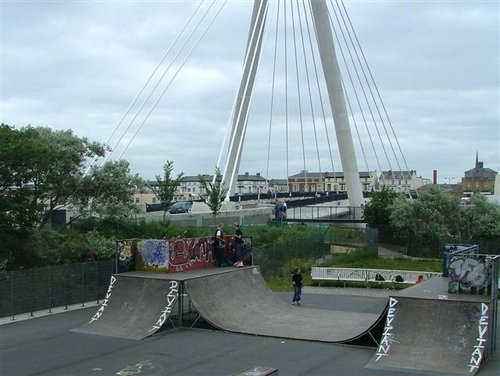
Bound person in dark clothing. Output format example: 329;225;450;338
291;267;303;305
232;223;244;267
213;223;226;267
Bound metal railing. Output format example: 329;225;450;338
284;205;364;223
0;259;114;319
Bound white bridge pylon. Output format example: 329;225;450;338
221;0;364;215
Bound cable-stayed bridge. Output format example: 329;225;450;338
97;0;413;222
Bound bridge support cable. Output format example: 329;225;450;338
302;1;337;176
84;1;207;176
327;7;384;180
334;1;400;174
309;0;364;215
94;1;228;166
329;0;412;194
338;0;413;186
290;1;308;176
330;2;399;189
220;0;407;204
283;0;290;194
264;1;282;188
117;1;227;161
330;4;395;177
297;3;324;178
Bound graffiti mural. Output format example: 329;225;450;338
116;236;252;273
169;237;214;272
117;240;135;273
448;256;491;292
136;239;169;271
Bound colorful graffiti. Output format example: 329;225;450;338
116;236;252;273
137;239;169;271
448;256;490;291
117;240;135;273
169;237;214;272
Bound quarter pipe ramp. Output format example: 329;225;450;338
366;278;492;375
72;275;179;340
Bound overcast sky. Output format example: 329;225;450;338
1;0;498;184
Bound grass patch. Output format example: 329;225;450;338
266;276;293;292
264;247;443;291
326;248;442;272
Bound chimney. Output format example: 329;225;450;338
433;170;437;184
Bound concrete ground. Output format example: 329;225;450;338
1;287;497;376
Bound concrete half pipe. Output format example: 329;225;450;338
185;266;386;343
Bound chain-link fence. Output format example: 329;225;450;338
252;226;378;280
253;235;328;279
0;259;114;319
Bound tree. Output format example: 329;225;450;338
459;195;500;242
389;187;462;256
0;124;107;229
149;161;184;220
198;168;228;222
71;160;144;221
0;124;145;269
362;187;399;241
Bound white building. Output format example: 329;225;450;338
324;171;378;192
378;170;430;193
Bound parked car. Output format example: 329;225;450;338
168;201;192;214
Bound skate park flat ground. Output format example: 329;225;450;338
1;287;498;376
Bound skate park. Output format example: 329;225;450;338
2;237;498;376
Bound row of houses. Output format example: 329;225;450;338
134;169;431;206
134;155;499;207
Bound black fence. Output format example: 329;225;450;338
0;259;115;319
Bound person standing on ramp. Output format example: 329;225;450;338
232;223;244;267
291;267;303;305
214;223;226;267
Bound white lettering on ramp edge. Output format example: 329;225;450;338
148;280;179;332
89;276;117;323
375;297;398;361
469;303;489;373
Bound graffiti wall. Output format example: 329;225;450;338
137;239;169;272
116;236;252;273
169;236;214;272
117;240;135;273
448;255;492;294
